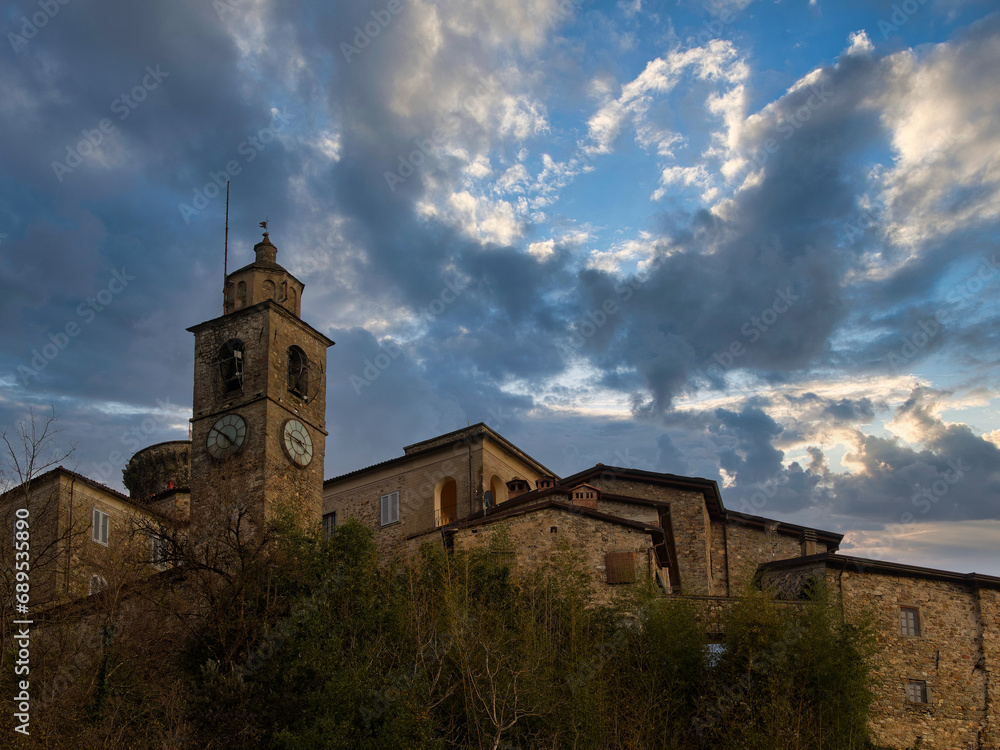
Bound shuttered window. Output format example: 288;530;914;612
92;508;109;546
605;551;636;584
151;535;169;570
380;492;399;526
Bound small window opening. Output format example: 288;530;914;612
323;511;337;539
900;607;921;637
907;680;929;704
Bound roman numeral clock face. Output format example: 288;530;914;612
206;413;247;459
282;419;313;467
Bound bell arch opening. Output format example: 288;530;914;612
435;477;458;526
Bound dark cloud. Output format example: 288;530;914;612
1;1;998;573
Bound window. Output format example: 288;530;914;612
92;508;109;546
217;339;245;393
151;534;168;570
605;551;636;584
323;511;337;539
907;680;929;704
288;346;309;399
704;643;726;667
900;606;921;637
380;492;399;526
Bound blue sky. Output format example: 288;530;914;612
2;0;1000;574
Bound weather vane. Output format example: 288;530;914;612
260;219;268;235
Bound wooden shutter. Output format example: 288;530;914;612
605;551;636;584
381;492;399;525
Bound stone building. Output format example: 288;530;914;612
324;436;843;599
0;465;180;608
761;554;1000;748
327;433;1000;747
1;230;996;748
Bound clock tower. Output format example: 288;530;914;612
187;227;333;530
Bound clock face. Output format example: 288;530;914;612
207;413;247;459
282;419;313;467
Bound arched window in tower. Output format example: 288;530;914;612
288;346;309;399
286;286;297;313
237;281;247;308
217;339;245;394
263;279;276;300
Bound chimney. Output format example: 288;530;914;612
799;529;818;557
506;478;529;499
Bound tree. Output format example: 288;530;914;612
0;406;80;655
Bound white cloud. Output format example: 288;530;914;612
651;164;714;201
527;238;556;260
464;154;493;180
843;520;1000;575
495;163;531;193
585;40;749;155
845;30;874;56
585;232;659;274
618;0;641;17
446;190;521;245
874;33;1000;249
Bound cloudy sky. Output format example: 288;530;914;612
2;0;999;574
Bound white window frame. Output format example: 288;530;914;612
907;679;929;704
92;508;109;546
150;534;169;570
900;606;921;637
380;492;399;526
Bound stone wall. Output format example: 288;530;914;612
189;302;329;531
835;568;991;749
582;474;714;596
709;519;730;596
325;446;484;558
759;560;827;600
724;520;808;589
597;498;658;526
123;441;191;501
324;435;547;558
0;470;170;608
449;506;654;604
979;586;1000;747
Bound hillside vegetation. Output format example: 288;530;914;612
2;518;882;750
